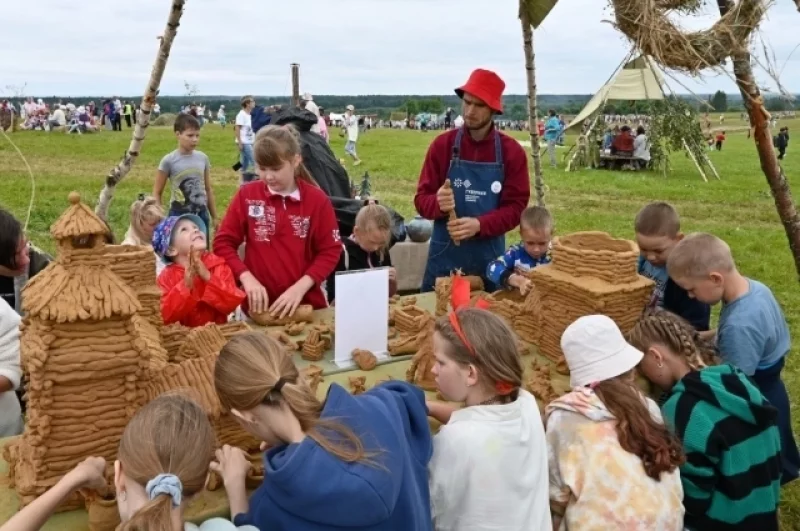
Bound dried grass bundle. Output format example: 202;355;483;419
611;0;766;73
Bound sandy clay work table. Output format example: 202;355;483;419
0;292;569;530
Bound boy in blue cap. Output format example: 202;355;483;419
153;214;244;327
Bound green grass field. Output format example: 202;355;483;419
2;115;800;527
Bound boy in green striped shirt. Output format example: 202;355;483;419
629;311;781;531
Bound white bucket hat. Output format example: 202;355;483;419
561;315;643;388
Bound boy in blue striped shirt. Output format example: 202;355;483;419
486;206;552;295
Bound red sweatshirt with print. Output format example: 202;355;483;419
414;125;530;238
158;252;245;327
213;179;342;311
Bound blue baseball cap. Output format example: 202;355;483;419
152;214;208;262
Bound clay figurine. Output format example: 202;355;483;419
349;375;367;395
302;329;326;361
301;364;324;394
352;349;377;371
284;322;306;336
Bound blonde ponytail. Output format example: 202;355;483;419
118;495;173;531
215;333;371;463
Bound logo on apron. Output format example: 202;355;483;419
491;181;502;194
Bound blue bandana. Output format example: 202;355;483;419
152;214;207;262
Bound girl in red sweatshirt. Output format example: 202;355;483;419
214;125;342;319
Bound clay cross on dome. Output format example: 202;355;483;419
50;191;111;250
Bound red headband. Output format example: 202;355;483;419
448;275;515;396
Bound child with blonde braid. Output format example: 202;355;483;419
426;307;549;531
629;311;782;531
211;332;433;531
122;194;166;275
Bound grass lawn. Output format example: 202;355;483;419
2;115;800;527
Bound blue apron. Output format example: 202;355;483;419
422;128;505;292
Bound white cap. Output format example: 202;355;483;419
302;92;313;101
561;315;643;388
346;104;355;111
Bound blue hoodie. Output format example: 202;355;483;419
233;381;434;531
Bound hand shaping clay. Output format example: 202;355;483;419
249;305;314;327
348;375;367;395
352;349;377;371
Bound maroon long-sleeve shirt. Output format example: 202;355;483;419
414;126;530;238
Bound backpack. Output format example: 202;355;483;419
250;105;271;133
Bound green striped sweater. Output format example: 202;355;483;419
663;364;782;531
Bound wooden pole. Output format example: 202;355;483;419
683;139;708;182
291;63;300;107
95;0;186;220
520;5;545;207
718;0;800;279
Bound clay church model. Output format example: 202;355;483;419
4;193;258;511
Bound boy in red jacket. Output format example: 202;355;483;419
153;214;245;327
213;125;342;319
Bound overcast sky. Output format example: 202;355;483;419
4;0;799;97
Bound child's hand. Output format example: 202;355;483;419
240;272;269;314
508;273;532;296
270;278;312;319
66;457;107;491
184;262;195;290
388;267;397;282
210;445;251;487
192;248;211;282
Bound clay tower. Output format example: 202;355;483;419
6;192;161;509
516;231;654;365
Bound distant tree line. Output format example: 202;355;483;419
8;93;793;119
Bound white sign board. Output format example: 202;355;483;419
333;268;390;368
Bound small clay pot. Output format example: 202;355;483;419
86;495;121;531
406;216;433;243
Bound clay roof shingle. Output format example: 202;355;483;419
50;192;110;240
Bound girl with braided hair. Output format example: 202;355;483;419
629;311;782;531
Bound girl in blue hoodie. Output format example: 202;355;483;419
212;332;434;531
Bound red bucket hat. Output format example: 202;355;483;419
455;69;505;114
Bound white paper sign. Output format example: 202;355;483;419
334;268;390;368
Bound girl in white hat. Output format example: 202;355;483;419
545;315;685;531
426;307;550;531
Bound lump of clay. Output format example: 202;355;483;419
352;349;377;371
249;305;314;327
349;375;367;395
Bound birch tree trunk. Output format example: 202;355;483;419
95;0;186;220
520;5;546;207
718;0;800;279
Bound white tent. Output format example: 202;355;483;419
566;56;665;130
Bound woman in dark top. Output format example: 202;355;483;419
326;203;397;303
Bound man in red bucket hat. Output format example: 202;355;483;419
414;69;530;292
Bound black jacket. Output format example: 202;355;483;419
663;276;711;331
